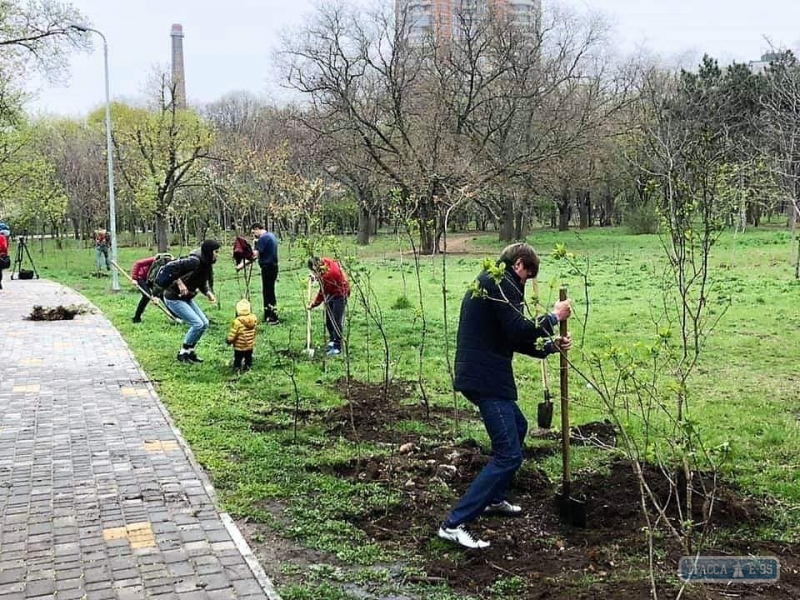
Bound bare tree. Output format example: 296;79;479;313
112;74;214;251
759;51;800;276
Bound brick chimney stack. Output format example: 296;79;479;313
170;23;186;109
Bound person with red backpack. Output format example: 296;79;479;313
130;253;173;323
306;256;350;356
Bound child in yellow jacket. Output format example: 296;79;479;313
227;299;258;371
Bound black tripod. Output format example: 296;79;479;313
11;236;39;280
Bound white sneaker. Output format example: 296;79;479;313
437;524;490;549
484;500;522;516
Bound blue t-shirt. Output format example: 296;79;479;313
255;232;278;266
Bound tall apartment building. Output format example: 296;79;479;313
400;0;540;44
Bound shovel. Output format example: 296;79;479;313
537;359;553;429
554;287;587;528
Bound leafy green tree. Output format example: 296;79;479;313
0;125;67;236
108;76;214;252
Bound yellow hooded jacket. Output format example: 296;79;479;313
227;299;257;351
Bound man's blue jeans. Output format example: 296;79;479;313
164;297;209;347
95;246;109;270
444;395;527;528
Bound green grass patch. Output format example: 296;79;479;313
23;226;800;597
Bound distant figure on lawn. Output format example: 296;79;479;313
94;228;111;272
226;298;257;372
156;240;220;363
306;256;350;356
437;243;573;550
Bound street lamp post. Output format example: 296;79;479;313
70;23;119;291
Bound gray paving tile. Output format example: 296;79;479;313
0;280;275;599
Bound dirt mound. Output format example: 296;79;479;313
530;420;618;448
27;304;84;321
329;378;468;443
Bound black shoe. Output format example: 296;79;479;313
132;316;142;323
186;351;204;363
177;352;191;363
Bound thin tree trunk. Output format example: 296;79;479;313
357;204;371;245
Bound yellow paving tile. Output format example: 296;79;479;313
18;358;43;366
12;384;40;393
102;522;156;548
53;342;73;349
143;440;162;452
143;440;180;453
127;522;156;549
121;387;136;396
103;526;128;541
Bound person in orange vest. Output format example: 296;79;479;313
306;256;350;356
94;228;111;272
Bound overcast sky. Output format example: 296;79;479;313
26;0;800;117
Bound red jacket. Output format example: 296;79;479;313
131;257;155;281
0;234;8;256
311;258;350;308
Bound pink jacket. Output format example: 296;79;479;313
131;257;155;281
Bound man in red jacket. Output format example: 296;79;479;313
307;256;350;356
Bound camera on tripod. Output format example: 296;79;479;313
11;233;38;280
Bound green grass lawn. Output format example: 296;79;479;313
19;225;800;598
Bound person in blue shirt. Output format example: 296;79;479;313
247;223;280;324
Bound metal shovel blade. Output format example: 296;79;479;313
537;390;554;429
555;484;587;528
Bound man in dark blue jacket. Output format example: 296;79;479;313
247;223;280;324
438;243;572;549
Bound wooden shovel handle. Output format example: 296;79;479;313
559;287;571;491
540;358;550;396
306;277;313;349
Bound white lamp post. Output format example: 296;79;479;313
70;23;119;291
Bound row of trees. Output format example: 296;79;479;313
0;1;799;257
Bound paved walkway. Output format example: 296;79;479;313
0;278;279;600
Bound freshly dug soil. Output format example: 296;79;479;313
318;380;800;599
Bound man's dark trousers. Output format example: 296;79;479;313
134;279;152;321
324;296;346;349
260;263;279;322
